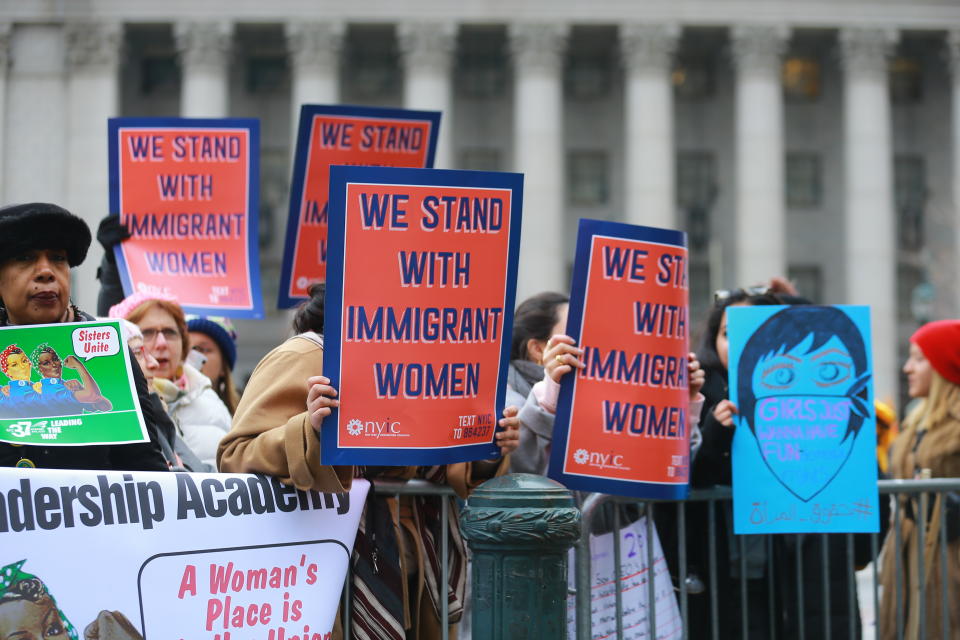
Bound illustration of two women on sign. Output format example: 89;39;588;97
0;559;142;640
0;344;111;419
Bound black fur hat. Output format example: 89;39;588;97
0;203;92;267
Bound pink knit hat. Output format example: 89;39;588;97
911;320;960;386
108;291;179;320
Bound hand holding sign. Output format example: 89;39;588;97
306;375;339;433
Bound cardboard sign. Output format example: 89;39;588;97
0;321;148;446
566;515;682;640
728;305;880;534
321;166;523;465
108;117;263;318
0;468;367;639
278;105;441;308
548;220;690;499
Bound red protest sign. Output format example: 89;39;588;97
278;106;440;307
549;220;691;499
321;166;523;465
108;118;263;318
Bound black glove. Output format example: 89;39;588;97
96;215;131;265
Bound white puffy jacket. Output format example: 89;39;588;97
154;363;232;469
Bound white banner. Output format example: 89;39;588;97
0;467;368;640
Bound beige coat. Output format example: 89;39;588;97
879;407;960;640
217;335;506;639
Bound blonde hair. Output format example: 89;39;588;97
216;366;241;416
892;370;960;477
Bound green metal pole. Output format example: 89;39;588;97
460;473;581;640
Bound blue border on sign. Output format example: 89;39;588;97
547;218;690;499
277;104;442;309
321;165;523;465
107;117;264;318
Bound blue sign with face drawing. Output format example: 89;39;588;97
728;305;880;534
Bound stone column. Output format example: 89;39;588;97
4;25;67;204
731;25;789;285
64;21;122;309
175;21;231;117
398;22;456;169
285;21;344;138
0;24;10;204
840;28;898;401
620;23;680;229
948;32;960;319
509;23;568;298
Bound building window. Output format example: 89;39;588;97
787;265;823;303
140;56;179;95
782;57;821;102
567;151;609;206
673;57;715;101
565;55;612;100
676;151;716;249
460;148;502;172
894;155;927;252
245;56;288;94
890;58;922;104
457;58;507;99
785;153;822;209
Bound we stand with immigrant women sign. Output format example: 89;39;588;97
0;468;368;639
0;320;148;448
321;165;523;465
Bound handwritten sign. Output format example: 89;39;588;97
548;220;690;499
108;117;263;318
0;468;367;639
728;305;880;534
0;321;148;446
277;105;441;308
567;515;682;640
321;166;523;465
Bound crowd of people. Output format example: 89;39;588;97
0;201;958;639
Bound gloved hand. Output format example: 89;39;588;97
96;215;132;265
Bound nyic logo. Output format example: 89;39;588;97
345;418;406;438
572;448;629;470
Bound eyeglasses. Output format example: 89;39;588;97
141;327;180;344
713;286;771;304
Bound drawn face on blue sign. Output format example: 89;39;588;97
737;307;870;502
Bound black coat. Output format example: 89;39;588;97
0;310;169;472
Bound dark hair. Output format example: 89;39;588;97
510;291;569;362
696;291;782;372
293;283;325;334
736;306;870;441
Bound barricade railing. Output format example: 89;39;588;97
341;477;960;640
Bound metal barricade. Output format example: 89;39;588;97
338;477;960;640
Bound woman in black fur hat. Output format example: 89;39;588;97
0;202;168;471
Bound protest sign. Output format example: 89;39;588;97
321;166;523;465
277;105;441;308
108;117;263;318
548;220;691;499
566;515;682;640
0;320;148;448
728;305;879;534
0;467;368;639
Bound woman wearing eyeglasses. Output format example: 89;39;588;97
110;292;231;468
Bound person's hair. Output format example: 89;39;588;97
696;291;782;372
125;299;190;361
215;367;241;415
736;306;870;441
0;344;26;375
30;343;58;368
293;283;325;334
510;291;569;362
0;577;77;640
902;370;960;434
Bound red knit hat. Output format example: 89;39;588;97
911;320;960;386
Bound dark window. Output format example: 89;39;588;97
785;153;822;209
894;155;927;252
140;56;179;95
460;148;502;172
787;265;823;303
782;57;821;102
567;151;609;206
245;56;288;94
676;151;716;249
673;57;715;101
890;58;922;104
565;54;612;100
